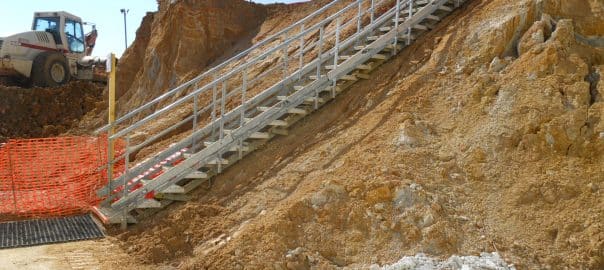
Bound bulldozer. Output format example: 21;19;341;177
0;11;105;87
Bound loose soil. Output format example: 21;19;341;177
1;0;603;269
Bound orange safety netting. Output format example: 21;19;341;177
0;136;123;221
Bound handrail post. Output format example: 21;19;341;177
121;136;130;229
298;24;305;80
240;68;248;129
211;81;218;139
393;0;401;55
106;137;114;206
238;68;248;159
332;17;341;98
407;0;413;45
282;46;289;80
370;0;375;24
192;95;198;152
356;0;362;36
217;80;227;174
316;26;324;79
219;81;226;143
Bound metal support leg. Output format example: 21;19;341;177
217;81;227;173
370;0;375;24
356;0;362;43
407;1;413;45
106;137;114;207
298;24;305;80
282;44;289;80
192;96;198;152
239;69;248;159
211;82;218;139
332;18;341;99
393;0;401;56
121;136;131;230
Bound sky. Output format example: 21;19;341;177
0;0;307;58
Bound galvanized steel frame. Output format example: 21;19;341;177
96;0;462;219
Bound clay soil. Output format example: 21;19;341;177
1;0;603;269
103;0;604;269
0;81;105;142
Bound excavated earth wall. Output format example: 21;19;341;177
1;0;602;269
0;82;104;142
108;0;603;269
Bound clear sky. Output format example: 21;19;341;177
0;0;307;58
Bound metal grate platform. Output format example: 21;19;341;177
0;215;104;249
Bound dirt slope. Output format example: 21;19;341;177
2;0;601;269
105;0;603;269
115;0;268;115
0;82;104;142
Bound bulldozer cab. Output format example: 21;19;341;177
32;11;85;55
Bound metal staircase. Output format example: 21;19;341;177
92;0;466;226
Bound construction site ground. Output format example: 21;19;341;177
1;0;603;269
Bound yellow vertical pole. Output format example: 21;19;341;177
108;53;116;146
107;53;116;200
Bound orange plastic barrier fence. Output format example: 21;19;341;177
0;136;123;221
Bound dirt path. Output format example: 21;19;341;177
0;239;135;270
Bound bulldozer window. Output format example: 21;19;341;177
34;17;59;32
65;19;85;53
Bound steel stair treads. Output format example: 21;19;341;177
93;0;466;225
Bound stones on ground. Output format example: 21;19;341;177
395;119;434;148
489;56;507;73
372;252;515;270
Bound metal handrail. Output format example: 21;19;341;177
95;0;351;134
99;0;422;205
108;0;395;140
98;0;401;199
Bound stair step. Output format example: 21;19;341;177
340;74;357;81
354;45;368;51
185;170;209;179
413;24;429;31
354;44;401;52
277;96;325;105
136;199;162;209
155;193;192;201
380;23;428;33
398;8;421;16
326;63;371;70
367;34;415;42
439;5;453;12
293;85;304;91
392;16;410;23
321;86;342;93
258;106;307;115
355;73;371;80
207;157;229;165
426;14;441;21
309;74;327;80
162;184;186;194
203;141;250;152
245;117;288;127
304;96;325;104
162;162;208;179
224;129;270;139
379;26;393;32
366;35;381;41
91;206;137;224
